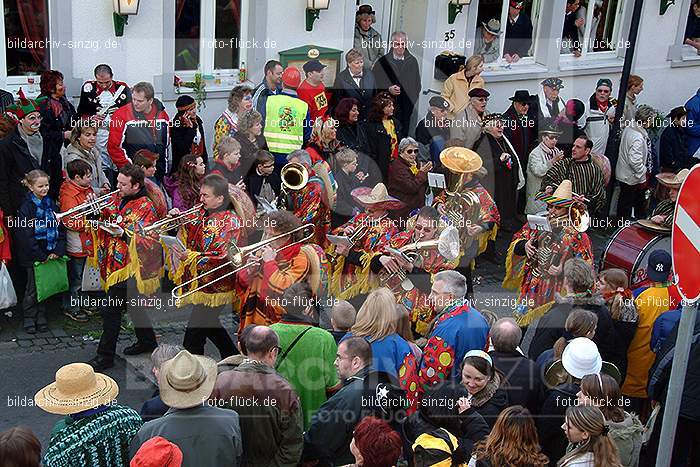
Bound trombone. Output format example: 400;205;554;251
56;190;119;221
143;204;203;235
171;223;315;301
277;162;309;211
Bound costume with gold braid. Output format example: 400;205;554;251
97;191;163;295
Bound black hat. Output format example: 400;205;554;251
429;96;449;110
509;90;535;103
666;106;687;120
468;88;490;98
303;59;327;73
175;95;196;111
356;4;376;16
647;249;672;282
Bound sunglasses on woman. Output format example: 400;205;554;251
405;148;419;154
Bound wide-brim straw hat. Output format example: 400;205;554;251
159;350;217;409
34;363;118;415
656;168;689;188
535;179;574;207
439;147;483;174
351;183;405;211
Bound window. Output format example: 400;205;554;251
475;0;542;67
560;0;624;57
0;0;51;80
683;0;700;55
175;0;244;74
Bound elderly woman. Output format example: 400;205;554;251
473;114;524;227
353;5;384;71
441;54;486;119
388;137;432;222
526;124;564;214
305;117;342;163
61;119;110;194
234;109;268;178
616;104;655;221
331;48;376;121
330;148;365;228
213;85;253;160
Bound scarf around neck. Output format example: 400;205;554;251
470;371;502;408
18;125;44;165
30;193;59;251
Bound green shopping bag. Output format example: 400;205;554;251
34;256;69;302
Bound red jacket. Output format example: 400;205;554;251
107;100;170;180
0;208;11;263
58;179;95;257
297;80;329;123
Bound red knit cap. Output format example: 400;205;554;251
130;436;183;467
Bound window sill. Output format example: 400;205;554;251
670;46;700;68
559;55;624;74
481;62;550;82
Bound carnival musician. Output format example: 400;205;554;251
169;174;242;359
371;206;459;337
328;183;403;301
503;179;593;324
88;163;162;371
647;169;688;229
283;149;333;247
238;210;325;329
433;147;500;296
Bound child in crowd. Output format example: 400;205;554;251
58;159;95;323
211;136;245;187
163;154;206;211
133;149;168;218
14;170;66;334
140;344;181;422
245;149;281;210
330;299;356;345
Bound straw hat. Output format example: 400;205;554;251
34;363;118;415
439;147;483;174
351;183;405;211
656;169;689;188
535;179;574;207
159;350;217;409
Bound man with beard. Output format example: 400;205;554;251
371;206;460;337
450;88;489;149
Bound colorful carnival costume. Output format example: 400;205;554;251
327;184;402;300
503;180;593;325
96;188;163;295
285;167;332;248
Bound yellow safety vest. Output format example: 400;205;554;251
264;94;308;154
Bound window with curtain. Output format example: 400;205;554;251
3;0;50;76
684;0;700;52
560;0;624;56
475;0;541;65
175;0;242;73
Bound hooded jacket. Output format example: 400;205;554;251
608;412;643;467
61;142;110;193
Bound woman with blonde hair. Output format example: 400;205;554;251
559;405;622;467
470;405;549;466
442;54;486;119
344;287;412;376
306;116;341;163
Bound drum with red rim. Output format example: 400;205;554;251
600;223;671;289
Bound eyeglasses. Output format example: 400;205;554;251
476;97;489;102
545;135;559;140
261;163;275;169
596;89;611;93
414;224;434;232
405;149;419;154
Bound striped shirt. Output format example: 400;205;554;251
652;199;675;228
540;156;607;214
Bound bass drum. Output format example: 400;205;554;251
600;223;671;289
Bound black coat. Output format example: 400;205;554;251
363;118;402;181
504;13;533;57
331;166;362;219
170;116;208;173
245;169;281;207
473;132;521;223
537;383;579;466
0;127;58;216
372;52;421;135
38;96;76;198
659;124;692;172
330;68;377;121
489;350;543;413
13;193;66;268
502;105;538;165
0;89;14;113
528;294;625;373
472;387;509;429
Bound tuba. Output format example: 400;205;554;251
277;162;309;210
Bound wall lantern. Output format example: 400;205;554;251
306;0;331;32
448;0;471;25
113;0;140;37
659;0;675;15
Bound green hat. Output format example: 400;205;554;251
6;88;46;119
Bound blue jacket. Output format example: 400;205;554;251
252;79;282;122
343;332;412;377
685;88;700;158
139;389;169;422
651;308;682;353
14;193;66;268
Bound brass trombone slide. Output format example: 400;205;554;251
143;204;203;235
171;223;315;301
55;190;119;221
